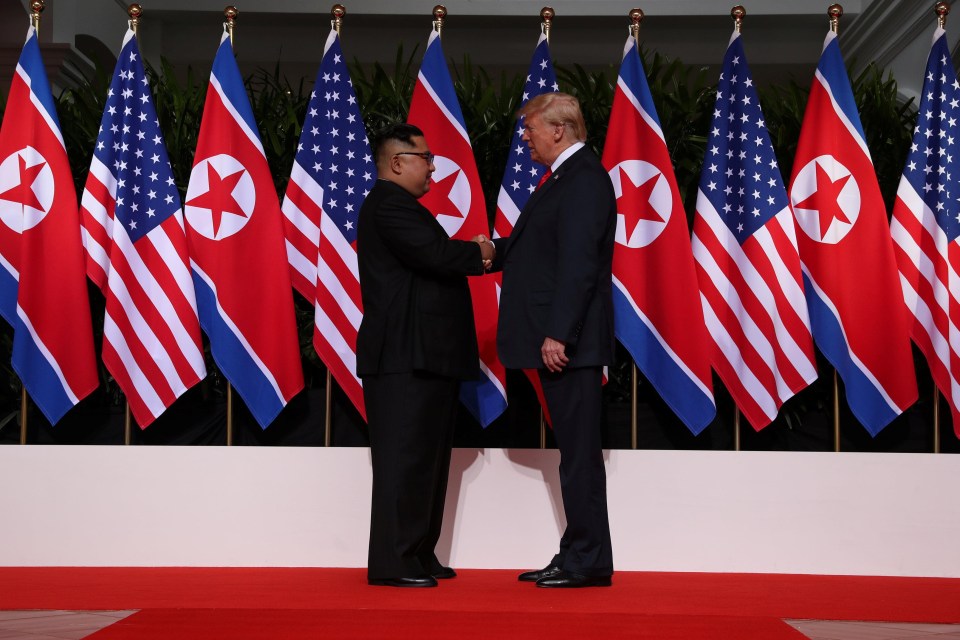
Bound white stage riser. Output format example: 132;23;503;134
1;447;957;577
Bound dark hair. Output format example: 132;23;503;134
372;123;424;162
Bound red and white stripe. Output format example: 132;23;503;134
891;180;960;430
693;198;817;430
282;161;365;419
80;156;205;426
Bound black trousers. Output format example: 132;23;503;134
539;366;614;577
363;371;458;579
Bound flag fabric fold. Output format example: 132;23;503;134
408;30;505;426
890;26;958;435
492;31;558;424
692;30;817;431
281;28;372;420
184;30;304;428
603;35;715;435
0;25;98;424
80;28;206;427
790;30;917;436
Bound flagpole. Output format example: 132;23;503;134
729;6;745;453
433;4;445;36
18;0;47;445
120;3;143;447
321;4;347;448
932;0;950;455
224;4;238;446
537;6;554;449
628;8;643;451
826;4;843;453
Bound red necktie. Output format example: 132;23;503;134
536;169;552;190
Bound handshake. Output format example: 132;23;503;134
472;234;496;271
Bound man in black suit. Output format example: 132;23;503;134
356;123;493;588
492;93;616;588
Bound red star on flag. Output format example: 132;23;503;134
428;169;465;219
617;167;663;240
793;161;852;240
186;163;247;236
0;154;46;212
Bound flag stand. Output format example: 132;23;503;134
223;5;238;447
20;389;28;445
628;9;642;452
933;388;941;454
630;365;638;450
932;1;949;455
828;4;843;454
320;4;346;448
538;5;552;450
17;0;46;446
833;370;841;452
733;407;741;451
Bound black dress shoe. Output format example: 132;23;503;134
518;563;563;582
536;570;612;588
432;566;457;579
368;576;438;588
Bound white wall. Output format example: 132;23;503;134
1;446;957;577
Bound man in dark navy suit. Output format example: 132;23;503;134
356;123;494;588
491;93;616;588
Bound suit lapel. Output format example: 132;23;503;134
510;148;585;241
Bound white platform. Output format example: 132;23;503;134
1;446;957;577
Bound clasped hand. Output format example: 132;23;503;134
472;235;495;270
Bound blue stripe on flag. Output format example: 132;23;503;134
817;36;867;144
192;272;285;429
0;263;19;330
802;274;898;436
420;34;468;129
11;314;76;425
19;28;62;134
613;286;715;435
211;36;260;144
621;40;662;131
459;377;508;428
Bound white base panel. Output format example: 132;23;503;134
1;447;957;577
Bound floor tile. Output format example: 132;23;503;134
785;620;960;640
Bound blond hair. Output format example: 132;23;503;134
517;92;587;142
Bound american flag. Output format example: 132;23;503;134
281;28;372;420
80;29;206;427
890;25;960;436
491;31;557;424
691;30;817;431
493;32;557;238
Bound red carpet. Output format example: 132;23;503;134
1;568;958;639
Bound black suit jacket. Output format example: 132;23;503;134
493;145;616;369
356;180;485;380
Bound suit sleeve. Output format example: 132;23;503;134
374;192;485;277
547;163;614;345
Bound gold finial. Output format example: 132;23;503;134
128;4;142;35
432;5;446;36
30;0;44;31
629;8;644;40
224;5;238;44
936;1;949;29
541;7;554;41
828;4;843;33
331;4;345;34
731;5;746;33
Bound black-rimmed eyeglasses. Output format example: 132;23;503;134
395;151;435;163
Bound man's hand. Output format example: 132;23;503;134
541;337;568;372
472;234;495;270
